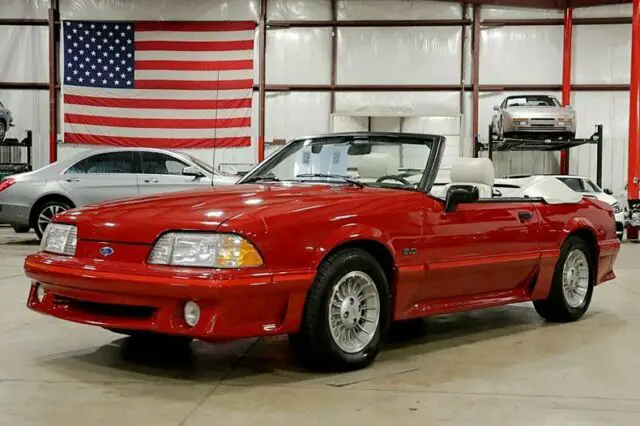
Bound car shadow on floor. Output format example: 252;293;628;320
37;304;618;390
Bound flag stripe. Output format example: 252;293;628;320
136;49;254;61
64;104;250;119
64;124;250;138
65;133;251;148
135;59;252;71
135;30;255;43
64;94;252;110
136;21;256;32
135;69;254;81
65;113;250;129
135;79;253;90
135;40;253;52
64;86;252;100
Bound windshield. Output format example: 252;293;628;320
240;135;437;190
504;95;559;107
182;154;218;176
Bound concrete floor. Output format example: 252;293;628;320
1;227;639;425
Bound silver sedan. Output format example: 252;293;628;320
491;94;577;140
0;147;238;239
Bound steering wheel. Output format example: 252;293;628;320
376;175;412;186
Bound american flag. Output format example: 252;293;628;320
62;20;255;148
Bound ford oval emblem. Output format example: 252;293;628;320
99;246;114;257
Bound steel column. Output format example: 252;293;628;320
628;0;640;201
560;8;573;175
48;2;59;164
471;5;481;154
257;0;267;162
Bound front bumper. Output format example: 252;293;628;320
0;204;30;227
24;253;313;341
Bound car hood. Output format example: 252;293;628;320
58;183;383;244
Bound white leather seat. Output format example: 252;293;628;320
440;158;495;198
357;153;398;183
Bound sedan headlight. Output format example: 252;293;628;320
513;118;528;125
148;232;263;268
612;202;623;213
40;223;77;256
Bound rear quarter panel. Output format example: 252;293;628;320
530;197;618;299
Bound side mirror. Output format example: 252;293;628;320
445;184;480;212
182;166;205;178
493;105;500;111
604;188;613;195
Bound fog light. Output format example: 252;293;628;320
36;284;45;303
183;301;200;327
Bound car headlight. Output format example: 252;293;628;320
148;232;263;268
513;118;528;125
612;202;623;213
40;223;77;256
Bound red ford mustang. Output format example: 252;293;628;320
24;132;620;371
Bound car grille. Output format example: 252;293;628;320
529;118;557;128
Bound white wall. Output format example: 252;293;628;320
0;0;634;196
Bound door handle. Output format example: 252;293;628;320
518;211;533;221
65;178;80;183
144;178;159;183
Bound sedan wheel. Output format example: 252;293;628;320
0;122;5;142
289;248;390;371
33;200;72;240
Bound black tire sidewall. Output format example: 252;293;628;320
309;250;390;369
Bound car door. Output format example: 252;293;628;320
137;151;211;196
59;151;139;206
418;197;541;301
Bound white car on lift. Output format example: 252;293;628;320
493;174;625;240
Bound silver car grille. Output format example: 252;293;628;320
529;118;557;128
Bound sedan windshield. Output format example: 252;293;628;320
241;135;436;190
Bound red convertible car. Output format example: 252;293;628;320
24;132;619;371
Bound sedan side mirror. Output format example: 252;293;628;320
182;166;205;178
604;188;613;195
493;105;500;111
445;184;480;212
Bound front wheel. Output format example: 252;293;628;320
533;236;595;322
289;248;390;371
0;121;6;142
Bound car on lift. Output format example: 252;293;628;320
0;100;14;142
0;147;238;239
491;94;577;141
494;174;625;240
24;132;619;372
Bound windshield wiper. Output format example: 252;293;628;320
242;175;281;183
296;173;365;188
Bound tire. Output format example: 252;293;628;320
533;236;595;322
12;225;30;233
289;248;390;371
32;199;72;240
0;121;5;142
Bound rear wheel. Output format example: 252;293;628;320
289;248;390;371
533;236;595;322
32;199;72;240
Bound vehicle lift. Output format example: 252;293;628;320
0;130;33;181
474;124;604;187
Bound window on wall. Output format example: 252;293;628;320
66;151;135;174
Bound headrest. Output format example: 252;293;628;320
358;153;398;179
450;158;495;187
